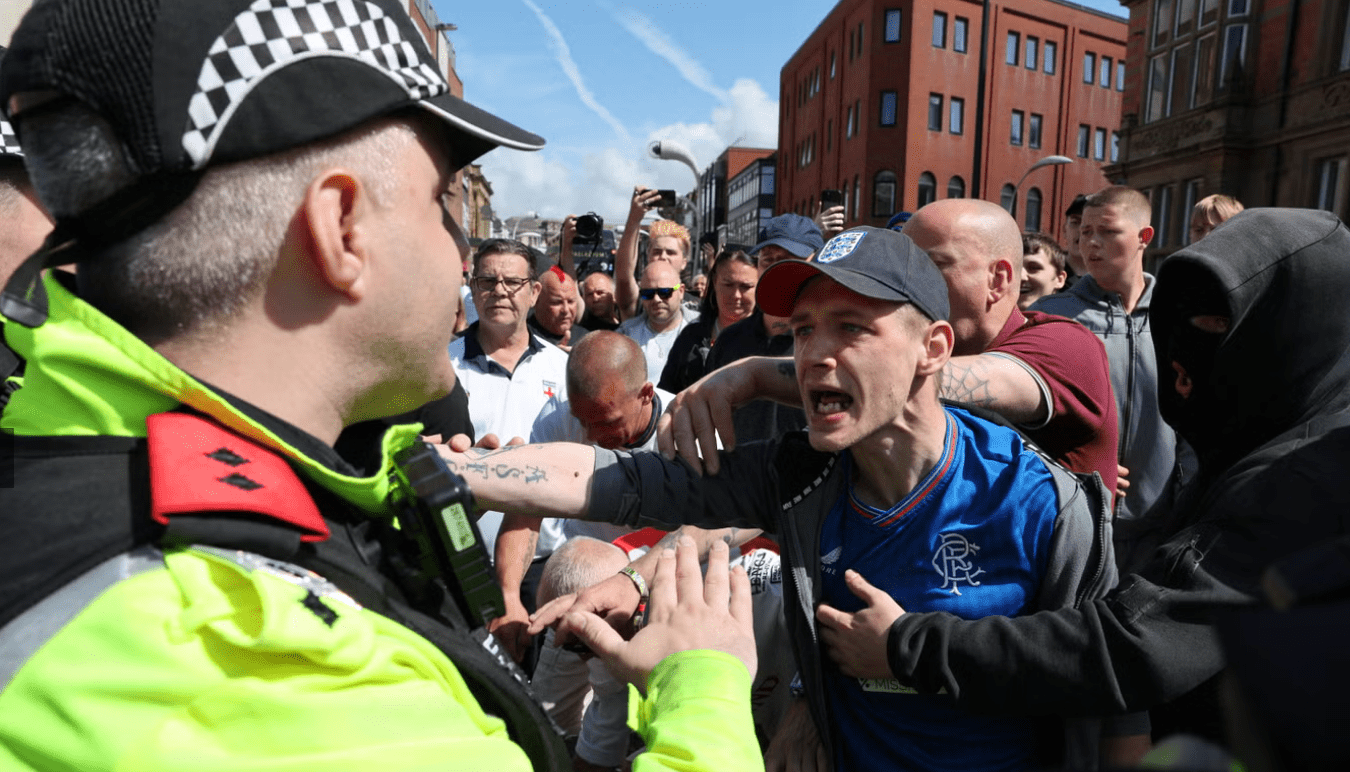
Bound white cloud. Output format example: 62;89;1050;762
481;78;781;225
611;7;729;104
519;0;632;143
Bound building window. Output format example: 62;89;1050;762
1025;187;1043;231
1170;44;1193;115
1229;0;1248;17
1182;179;1201;243
858;21;866;56
954;17;969;53
1094;127;1107;160
928;94;943;131
1193;33;1217;106
950;97;964;134
830;52;837;78
846;104;856;138
1100;56;1112;87
880;91;898;126
1044;40;1057;74
1011;110;1024;146
1111;131;1121;162
1146;53;1169;122
853;176;861;220
1201;0;1219;26
1077;124;1090;157
917;173;937;208
1117;60;1126;91
874;171;896;217
1220;24;1247;86
1083;52;1096;83
1007;31;1020;65
1317;157;1346;212
841;182;849;221
948;176;966;198
885;9;902;43
1157;186;1174;246
1341;3;1350;71
762;168;776;195
1000;184;1017;213
1026;36;1039;70
1154;0;1175;48
933;12;947;47
1175;0;1197;37
1029;113;1043;148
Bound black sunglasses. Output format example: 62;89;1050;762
638;285;682;300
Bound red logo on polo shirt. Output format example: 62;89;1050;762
543;381;557;399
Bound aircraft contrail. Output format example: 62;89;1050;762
612;7;729;104
520;0;633;143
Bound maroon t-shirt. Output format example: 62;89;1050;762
988;308;1119;497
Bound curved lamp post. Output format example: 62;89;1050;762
1012;155;1073;220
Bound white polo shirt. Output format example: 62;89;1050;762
616;307;699;383
449;323;569;555
527;387;677;555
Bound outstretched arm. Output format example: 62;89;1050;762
438;444;595;517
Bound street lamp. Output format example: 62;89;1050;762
1012;155;1073;219
648;140;700;184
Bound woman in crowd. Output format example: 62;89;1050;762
658;248;758;393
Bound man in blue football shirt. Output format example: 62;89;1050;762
439;227;1113;771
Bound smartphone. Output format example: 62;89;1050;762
654;189;678;207
820;189;844;208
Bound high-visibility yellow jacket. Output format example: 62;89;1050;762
0;273;763;772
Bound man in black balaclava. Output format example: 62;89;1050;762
819;208;1350;756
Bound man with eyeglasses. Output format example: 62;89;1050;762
617;261;696;383
451;238;570;668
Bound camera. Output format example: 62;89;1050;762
575;212;604;244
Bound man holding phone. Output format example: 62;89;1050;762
816;189;847;239
614;185;691;320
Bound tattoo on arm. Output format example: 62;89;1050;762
941;361;998;407
775;361;797;381
443;446;548;484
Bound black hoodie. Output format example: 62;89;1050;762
886;208;1350;741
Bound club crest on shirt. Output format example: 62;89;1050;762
932;532;985;595
542;381;557;399
816;231;865;264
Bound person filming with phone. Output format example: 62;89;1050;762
615;185;687;320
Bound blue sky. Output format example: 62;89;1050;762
433;0;1129;226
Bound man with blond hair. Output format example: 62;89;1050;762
614;185;692;320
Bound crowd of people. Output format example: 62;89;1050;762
2;2;1347;772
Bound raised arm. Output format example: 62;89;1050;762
615;186;663;320
557;215;577;279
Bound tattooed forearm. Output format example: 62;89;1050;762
940;360;999;407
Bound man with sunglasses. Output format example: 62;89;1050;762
617;261;697;383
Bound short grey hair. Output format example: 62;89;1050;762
18;101;414;343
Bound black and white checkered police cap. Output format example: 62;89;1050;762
0;0;542;176
0;47;19;159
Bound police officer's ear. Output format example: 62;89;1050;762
301;168;372;301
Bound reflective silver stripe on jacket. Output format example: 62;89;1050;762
0;546;164;691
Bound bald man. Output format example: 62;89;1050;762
528;266;587;349
615;261;697;382
665;199;1119;497
579;271;620;332
490;331;680;662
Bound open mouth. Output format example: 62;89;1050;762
812;390;853;415
1019;281;1031;295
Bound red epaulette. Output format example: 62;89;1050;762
145;412;329;542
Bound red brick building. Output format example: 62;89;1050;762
1110;0;1350;265
779;0;1127;243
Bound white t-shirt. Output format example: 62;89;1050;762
615;307;698;383
449;324;569;555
